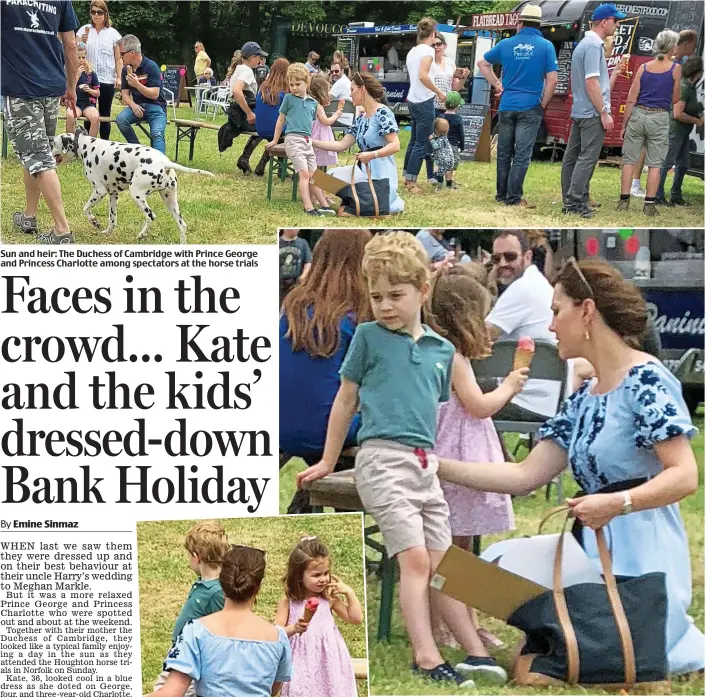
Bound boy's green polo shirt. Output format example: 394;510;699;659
279;93;317;136
340;321;454;449
171;578;224;641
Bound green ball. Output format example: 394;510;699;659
618;229;633;241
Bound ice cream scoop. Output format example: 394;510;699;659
303;597;319;622
513;336;535;370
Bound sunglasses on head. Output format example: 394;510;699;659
90;8;105;15
490;251;519;264
562;256;595;299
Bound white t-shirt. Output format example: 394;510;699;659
406;43;436;103
330;73;352;101
78;24;122;84
230;64;257;96
486;264;559;417
329;73;353;126
385;46;400;70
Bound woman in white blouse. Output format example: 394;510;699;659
424;32;470;180
78;0;122;140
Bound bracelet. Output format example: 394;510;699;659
374;151;379;159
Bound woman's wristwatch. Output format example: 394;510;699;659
620;491;633;515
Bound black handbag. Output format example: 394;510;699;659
509;512;670;692
337;161;390;218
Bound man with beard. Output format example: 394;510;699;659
485;230;557;420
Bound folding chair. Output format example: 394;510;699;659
163;87;177;120
472;340;568;502
324;99;357;140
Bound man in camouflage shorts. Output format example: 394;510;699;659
1;0;79;244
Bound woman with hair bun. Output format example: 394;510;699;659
403;17;447;194
147;545;292;697
312;72;404;214
440;258;704;676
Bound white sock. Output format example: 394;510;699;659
632;179;641;188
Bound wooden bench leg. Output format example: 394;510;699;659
188;128;197;161
365;524;396;642
377;551;395;642
266;156;275;200
2;120;8;160
292;171;298;202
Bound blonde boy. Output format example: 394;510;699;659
153;521;230;694
267;63;333;216
299;232;507;688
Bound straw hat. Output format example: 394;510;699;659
518;5;542;23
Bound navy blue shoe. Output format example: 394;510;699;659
412;661;475;688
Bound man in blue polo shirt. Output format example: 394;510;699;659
116;34;167;153
561;3;625;218
478;4;558;209
1;0;79;244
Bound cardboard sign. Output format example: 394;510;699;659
432;545;546;621
311;169;348;195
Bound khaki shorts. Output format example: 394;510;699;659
622;107;669;168
284;133;317;174
355;439;452;557
3;96;59;175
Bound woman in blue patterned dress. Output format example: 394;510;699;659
312;72;404;214
147;546;292;697
439;258;704;675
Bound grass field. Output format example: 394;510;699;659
279;419;705;696
1;102;703;244
136;514;368;697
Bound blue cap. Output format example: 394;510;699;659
591;3;627;21
242;41;268;58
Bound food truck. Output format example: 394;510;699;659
334;23;460;117
459;1;704;172
562;230;704;411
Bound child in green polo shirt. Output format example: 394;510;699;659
153;521;230;694
298;232;508;689
266;62;335;217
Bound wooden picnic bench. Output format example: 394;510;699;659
303;468;482;642
173;118;223;162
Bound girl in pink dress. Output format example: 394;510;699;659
309;75;345;169
426;266;529;645
275;536;363;697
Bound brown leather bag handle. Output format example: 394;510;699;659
349;160;380;217
364;160;380;217
551;512;581;684
551;514;637;686
596;527;637;685
350;161;361;217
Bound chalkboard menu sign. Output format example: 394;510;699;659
163;65;189;104
458;103;490;161
556;42;573;96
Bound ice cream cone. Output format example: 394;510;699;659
513;337;535;370
513;348;534;370
303;597;319;622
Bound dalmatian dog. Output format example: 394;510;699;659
52;128;214;244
